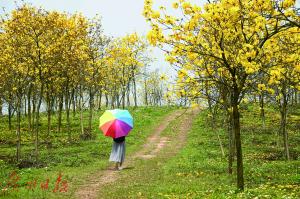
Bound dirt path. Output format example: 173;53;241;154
75;108;199;199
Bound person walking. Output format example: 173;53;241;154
99;109;133;171
109;136;126;170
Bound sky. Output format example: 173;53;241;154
0;0;205;77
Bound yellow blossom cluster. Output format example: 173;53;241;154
143;0;300;104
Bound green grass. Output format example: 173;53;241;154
1;104;299;198
0;106;176;199
100;104;300;199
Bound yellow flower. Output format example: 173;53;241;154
282;0;295;9
182;2;192;14
160;74;167;80
267;88;275;95
151;11;160;19
144;0;153;6
147;29;158;45
165;16;175;25
172;2;179;9
165;55;176;64
258;83;266;91
178;69;187;79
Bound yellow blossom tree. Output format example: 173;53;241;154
262;27;300;160
143;0;299;190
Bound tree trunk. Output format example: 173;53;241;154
46;92;52;145
127;84;131;107
79;88;84;135
133;76;137;107
291;90;294;105
259;93;265;129
24;97;27;116
21;97;27;117
0;97;2;116
51;96;56;114
98;91;102;110
159;89;162;106
105;93;109;108
16;95;22;163
280;87;290;160
65;88;71;142
144;80;148;106
227;110;234;174
88;88;94;134
111;92;115;109
116;93;121;108
122;89;126;109
232;87;244;191
8;101;12;130
31;94;36;138
57;94;63;133
281;107;290;160
72;88;76;117
35;84;44;163
110;95;113;109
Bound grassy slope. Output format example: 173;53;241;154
0;106;176;199
100;104;300;199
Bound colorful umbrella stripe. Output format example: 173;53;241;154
99;109;133;138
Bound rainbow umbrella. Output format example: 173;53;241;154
99;109;133;138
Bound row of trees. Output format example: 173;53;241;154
0;4;169;164
144;0;300;191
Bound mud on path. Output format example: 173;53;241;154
75;108;199;199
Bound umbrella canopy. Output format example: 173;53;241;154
99;109;133;138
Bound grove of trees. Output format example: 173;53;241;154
0;4;169;166
143;0;299;191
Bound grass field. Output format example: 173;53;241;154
0;104;299;198
100;104;300;199
0;106;176;199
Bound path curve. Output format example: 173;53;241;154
75;108;199;199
